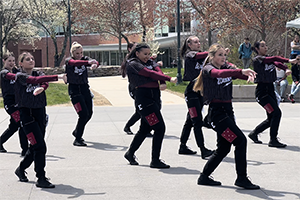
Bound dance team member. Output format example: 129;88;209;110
248;40;296;147
65;42;99;146
194;43;260;189
0;52;28;155
124;43;177;168
3;52;65;188
178;36;214;159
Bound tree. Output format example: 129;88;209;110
21;0;72;67
220;0;300;41
0;0;38;69
73;0;137;64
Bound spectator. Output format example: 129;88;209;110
290;35;300;59
273;67;288;102
238;37;253;69
287;55;300;103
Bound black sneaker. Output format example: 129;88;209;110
200;147;214;159
178;145;197;155
124;151;139;165
197;173;221;186
15;167;28;182
234;176;260;189
248;132;262;144
288;94;295;103
36;177;55;188
268;139;287;148
150;159;170;169
124;127;133;135
0;144;7;153
73;139;87;146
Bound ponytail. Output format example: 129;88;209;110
193;70;203;95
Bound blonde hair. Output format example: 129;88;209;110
193;43;224;93
70;42;82;57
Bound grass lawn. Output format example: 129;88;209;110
0;83;70;108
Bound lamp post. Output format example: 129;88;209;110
176;0;182;84
68;0;72;50
46;32;49;67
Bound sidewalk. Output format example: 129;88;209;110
0;76;299;200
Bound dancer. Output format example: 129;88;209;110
248;40;296;147
0;52;28;155
178;36;214;159
3;52;65;188
287;54;300;103
194;43;260;189
65;42;99;146
123;43;177;168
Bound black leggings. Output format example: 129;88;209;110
180;82;205;147
69;84;93;140
0;105;28;152
127;87;165;160
202;102;247;177
19;107;47;179
252;83;281;140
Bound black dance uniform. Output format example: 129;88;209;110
249;56;289;147
125;58;171;167
4;71;58;186
0;68;28;154
65;56;96;144
198;63;259;189
179;51;213;158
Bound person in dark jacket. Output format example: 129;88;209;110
194;43;260;189
3;52;65;188
287;55;300;103
123;43;177;168
178;36;214;159
248;40;297;147
65;42;99;146
0;52;28;155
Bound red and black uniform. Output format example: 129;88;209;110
124;60;164;132
126;58;171;161
65;56;96;141
180;51;208;151
4;71;58;179
0;68;28;154
201;63;249;179
251;56;289;142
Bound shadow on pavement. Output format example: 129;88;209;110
41;184;106;199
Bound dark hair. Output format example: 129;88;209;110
180;36;198;58
127;42;136;52
3;52;15;61
127;43;150;59
244;37;249;40
121;43;150;78
251;40;264;54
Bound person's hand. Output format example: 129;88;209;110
242;69;256;83
57;74;67;84
90;63;99;70
160;84;167;90
242;69;257;78
285;69;292;76
295;81;299;86
157;61;163;67
33;87;44;96
170;77;177;84
88;59;98;65
289;58;298;64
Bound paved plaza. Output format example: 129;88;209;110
0;76;299;200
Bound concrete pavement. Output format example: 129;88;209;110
0;76;300;200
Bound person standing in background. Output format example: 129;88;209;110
290;35;300;59
238;37;253;69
